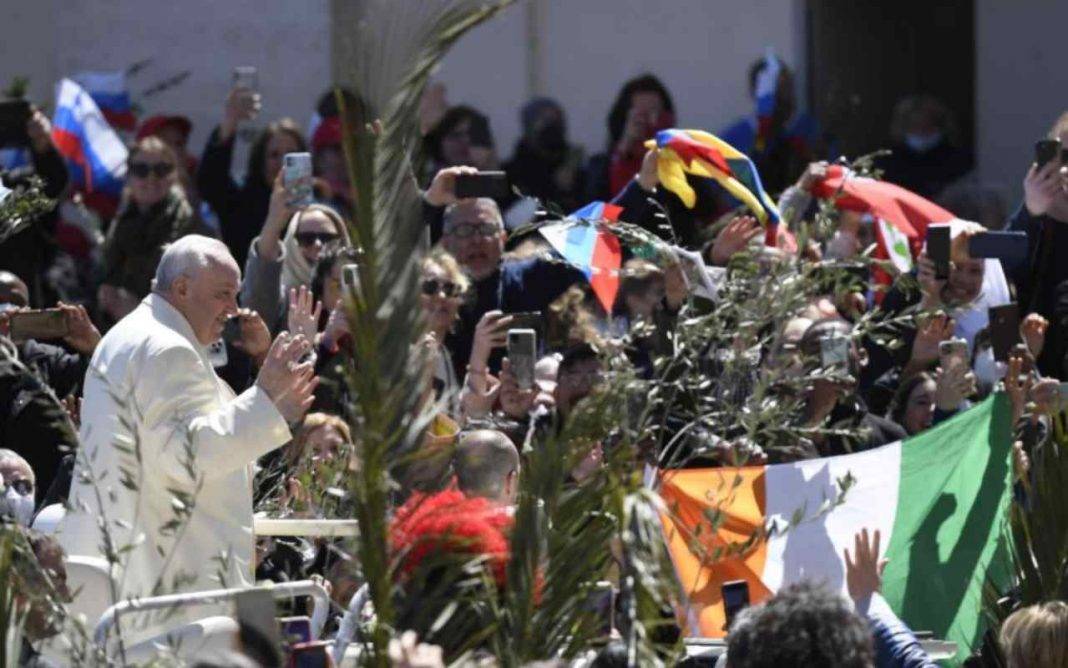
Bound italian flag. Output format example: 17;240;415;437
658;395;1013;663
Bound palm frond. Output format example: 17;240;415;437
331;2;516;664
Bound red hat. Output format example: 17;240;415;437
311;116;343;152
136;115;193;142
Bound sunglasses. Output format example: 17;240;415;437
444;222;500;239
0;479;32;496
128;161;175;178
421;278;462;298
295;231;340;247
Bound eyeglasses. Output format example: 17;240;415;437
295;231;340;247
421;278;462;298
444;222;500;239
0;479;32;496
128;161;175;178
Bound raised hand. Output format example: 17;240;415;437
230;308;272;367
934;365;976;412
915;253;945;310
1024;160;1066;217
288;286;323;342
1005;351;1032;424
636;148;659;191
710;215;762;266
57;302;101;355
844;528;887;603
424;165;479;207
468;310;512;373
220;86;261;140
256;333;320;424
910;313;955;367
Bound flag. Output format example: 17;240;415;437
646;129;782;245
754;49;781;153
540;207;623;313
659;395;1012;664
73;71;137;131
571;201;623;222
809;165;956;301
51;79;128;197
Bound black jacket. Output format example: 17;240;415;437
197;127;271;269
0;348;78;503
1008;203;1068;379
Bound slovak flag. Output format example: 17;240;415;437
753;49;781;153
51;78;128;196
73;71;137;131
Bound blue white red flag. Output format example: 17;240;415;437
73;71;137;131
754;49;780;153
51;79;128;196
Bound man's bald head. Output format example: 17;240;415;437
0;271;29;307
454;429;520;505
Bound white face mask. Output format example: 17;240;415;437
0;485;34;527
904;132;943;154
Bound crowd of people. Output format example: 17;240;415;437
1;49;1067;667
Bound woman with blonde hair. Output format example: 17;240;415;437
420;248;470;412
1000;601;1068;667
99;135;202;321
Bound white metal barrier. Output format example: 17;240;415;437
93;580;330;647
253;517;359;537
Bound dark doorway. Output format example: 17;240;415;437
806;1;975;162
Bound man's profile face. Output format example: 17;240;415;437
442;200;505;281
173;260;241;345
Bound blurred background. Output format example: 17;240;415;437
1;0;1063;202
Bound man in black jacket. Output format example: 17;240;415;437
0;271;100;502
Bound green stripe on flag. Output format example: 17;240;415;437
881;394;1013;664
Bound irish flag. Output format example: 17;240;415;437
659;395;1012;663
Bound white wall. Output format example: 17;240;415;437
975;0;1068;205
0;0;331;179
435;0;806;161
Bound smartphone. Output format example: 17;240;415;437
819;335;850;368
232;66;259;92
722;579;750;631
967;231;1029;270
939;338;969;372
0;100;31;149
507;328;536;390
8;309;69;341
1035;138;1061;168
222;316;241;344
278;616;312;645
288;640;331;668
1057;382;1068;412
454;171;510;200
988;303;1021;363
927;224;951;281
283;152;314;207
506;311;543;333
341;263;359;292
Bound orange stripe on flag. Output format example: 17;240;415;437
658;467;771;637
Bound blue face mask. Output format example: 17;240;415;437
904;132;943;154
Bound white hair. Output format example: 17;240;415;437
0;448;32;482
153;235;238;294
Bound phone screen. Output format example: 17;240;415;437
290;641;331;668
722;579;750;630
927;224;951;281
278;616;312;644
8;309;69;341
233;66;259;92
507;328;536;390
939;339;968;372
819;335;850;368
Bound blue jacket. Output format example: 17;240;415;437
856;593;939;668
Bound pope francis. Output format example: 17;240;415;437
57;235;319;644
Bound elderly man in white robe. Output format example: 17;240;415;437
57;235;319;645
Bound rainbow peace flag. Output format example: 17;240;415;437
647;129;782;245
